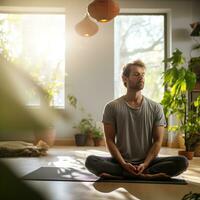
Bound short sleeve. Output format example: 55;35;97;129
102;103;116;126
154;104;167;127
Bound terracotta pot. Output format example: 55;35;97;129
93;138;104;146
178;150;194;160
34;127;56;146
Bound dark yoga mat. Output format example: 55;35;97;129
23;167;187;185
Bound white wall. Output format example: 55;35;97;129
192;0;200;22
0;0;199;140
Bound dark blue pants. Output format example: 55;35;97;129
85;155;188;177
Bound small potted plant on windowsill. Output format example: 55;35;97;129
161;49;200;160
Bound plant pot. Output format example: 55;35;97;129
93;138;104;146
34;127;56;146
178;150;194;160
75;133;87;146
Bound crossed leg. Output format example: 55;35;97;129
85;155;188;179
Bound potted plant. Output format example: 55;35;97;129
67;94;94;146
73;117;94;146
161;49;200;159
67;94;106;146
91;125;104;146
185;96;200;156
178;97;200;159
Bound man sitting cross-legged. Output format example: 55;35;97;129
85;60;188;180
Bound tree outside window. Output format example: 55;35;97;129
115;14;166;102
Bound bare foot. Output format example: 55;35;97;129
99;172;124;180
139;173;171;180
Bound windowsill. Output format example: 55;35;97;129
25;106;65;111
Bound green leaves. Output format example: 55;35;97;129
194;96;200;108
162;67;178;86
91;126;104;139
67;95;77;108
185;70;196;91
73;118;94;134
163;66;196;95
161;48;199;151
164;49;185;68
162;49;196;97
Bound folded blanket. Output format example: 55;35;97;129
0;140;49;157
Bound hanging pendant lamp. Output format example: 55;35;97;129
75;13;99;37
88;0;120;23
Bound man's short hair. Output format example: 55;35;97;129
122;60;146;77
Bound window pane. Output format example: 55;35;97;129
0;13;65;107
114;15;165;103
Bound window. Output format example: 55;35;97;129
0;12;65;107
114;14;166;102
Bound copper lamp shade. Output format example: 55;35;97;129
88;0;120;23
75;14;99;37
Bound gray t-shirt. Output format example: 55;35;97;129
102;96;166;162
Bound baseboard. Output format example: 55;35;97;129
0;137;106;147
54;138;106;146
54;138;75;146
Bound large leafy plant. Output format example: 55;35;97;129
183;96;200;150
161;49;200;151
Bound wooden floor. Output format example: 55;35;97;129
1;146;200;200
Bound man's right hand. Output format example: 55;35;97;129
121;162;138;176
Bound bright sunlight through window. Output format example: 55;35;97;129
0;13;65;107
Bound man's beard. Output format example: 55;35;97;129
130;81;144;90
137;81;144;90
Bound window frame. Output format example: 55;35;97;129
114;9;170;100
0;6;67;110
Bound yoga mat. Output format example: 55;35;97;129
23;167;187;185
